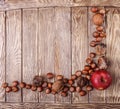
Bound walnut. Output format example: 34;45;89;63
98;56;107;69
52;80;64;92
33;75;43;86
95;44;106;55
77;77;88;88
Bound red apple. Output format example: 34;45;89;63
90;70;112;90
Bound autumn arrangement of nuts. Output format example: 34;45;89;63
2;7;112;97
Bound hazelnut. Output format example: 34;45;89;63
86;58;93;64
76;86;81;92
31;85;37;91
5;86;12;93
86;85;93;91
63;78;68;83
79;90;87;96
69;86;75;92
89;69;94;74
90;41;98;47
61;91;68;97
96;26;104;32
46;72;54;79
84;65;91;71
95;44;106;55
71;74;77;80
92;14;104;25
33;75;43;86
56;75;63;80
63;86;69;92
90;63;97;69
48;82;53;88
52;80;64;92
98;56;107;69
96;37;103;42
19;82;26;88
86;75;91;80
42;82;48;88
51;90;57;95
37;86;43;92
100;32;106;38
45;88;51;94
82;70;88;75
12;81;19;87
26;84;31;89
12;86;19;92
99;9;106;14
91;7;98;13
2;82;8;88
93;31;99;38
89;52;96;58
75;70;82;77
68;79;74;85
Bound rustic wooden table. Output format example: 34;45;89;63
0;0;120;109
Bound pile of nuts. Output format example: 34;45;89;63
2;7;108;97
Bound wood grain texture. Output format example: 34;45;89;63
72;7;88;103
46;103;120;109
88;7;106;103
38;8;55;102
54;7;71;103
106;8;120;103
0;11;5;102
6;10;21;102
23;9;38;102
0;0;120;10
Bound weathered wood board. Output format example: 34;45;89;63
0;0;120;108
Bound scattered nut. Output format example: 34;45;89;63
31;85;37;91
77;77;88;88
68;79;74;86
76;86;81;92
71;74;77;80
84;65;91;71
37;86;43;92
90;63;97;69
93;31;99;38
19;82;26;88
45;88;51;94
96;26;104;32
69;86;75;92
79;90;87;96
42;82;48;88
96;37;103;42
98;56;107;69
95;44;106;55
12;86;19;92
12;81;19;87
56;75;63;80
2;82;8;88
6;86;12;93
89;52;96;58
82;70;89;75
91;7;98;13
86;58;92;64
46;73;54;79
90;41;98;47
63;86;69;92
75;70;82;77
61;91;68;97
26;84;31;89
86;85;93;91
48;82;53;88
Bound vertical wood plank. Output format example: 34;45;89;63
6;10;21;102
54;7;71;103
23;9;38;102
0;11;5;102
88;7;106;103
72;7;88;103
38;8;55;102
106;8;120;103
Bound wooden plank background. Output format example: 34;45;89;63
0;3;120;109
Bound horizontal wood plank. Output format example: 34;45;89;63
0;103;119;109
0;0;119;10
